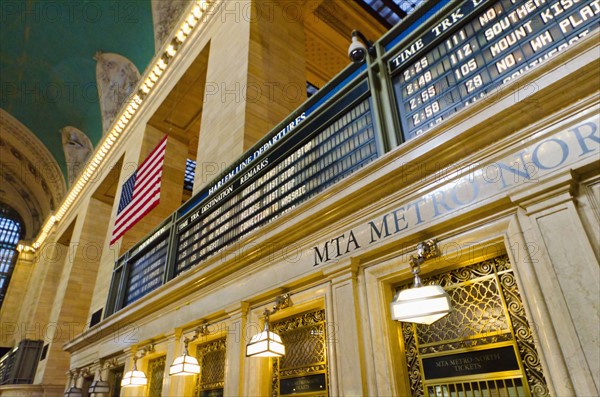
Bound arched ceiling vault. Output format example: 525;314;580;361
0;0;422;241
0;109;66;241
0;0;155;178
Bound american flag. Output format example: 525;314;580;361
110;136;168;245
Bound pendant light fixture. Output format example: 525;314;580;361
120;356;147;388
88;377;110;395
246;294;291;358
390;240;452;325
121;344;154;388
64;370;83;397
169;323;209;376
88;366;110;396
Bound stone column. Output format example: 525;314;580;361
324;262;366;396
510;171;599;396
161;335;178;397
120;348;136;397
224;302;249;396
242;303;273;396
16;241;69;343
194;0;307;193
0;249;34;346
34;198;112;385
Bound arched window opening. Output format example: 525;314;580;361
0;204;24;309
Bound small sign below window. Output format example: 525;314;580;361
280;373;327;395
422;345;520;380
90;308;103;328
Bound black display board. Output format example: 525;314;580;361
391;0;599;140
175;82;377;275
421;345;520;380
199;389;223;397
280;373;327;395
123;236;168;305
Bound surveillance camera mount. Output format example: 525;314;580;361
351;30;376;56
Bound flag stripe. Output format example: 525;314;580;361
110;136;168;245
132;160;163;199
111;187;161;242
137;136;168;172
112;166;164;234
111;178;163;244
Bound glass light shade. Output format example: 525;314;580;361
64;387;83;397
88;379;110;394
246;325;285;357
169;354;200;376
391;285;452;325
120;369;147;387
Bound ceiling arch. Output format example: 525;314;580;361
0;0;155;177
0;109;66;241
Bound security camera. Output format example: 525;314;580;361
348;30;374;63
348;36;368;63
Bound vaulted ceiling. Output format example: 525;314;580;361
0;0;155;176
0;0;423;241
0;1;155;240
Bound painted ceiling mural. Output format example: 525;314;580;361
0;0;155;179
0;0;158;238
95;51;141;136
151;0;188;51
0;0;422;240
0;109;65;240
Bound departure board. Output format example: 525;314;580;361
175;93;378;274
124;236;168;305
391;0;599;140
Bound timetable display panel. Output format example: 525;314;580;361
123;236;168;306
175;94;378;274
390;0;599;140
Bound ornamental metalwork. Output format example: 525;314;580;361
271;309;328;397
147;356;166;397
194;337;226;396
110;367;124;397
398;255;549;397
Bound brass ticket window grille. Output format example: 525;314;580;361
147;356;166;397
110;366;124;397
194;338;227;397
270;309;328;397
398;255;549;397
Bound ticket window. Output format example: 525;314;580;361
109;366;124;397
270;309;329;397
147;356;166;397
81;375;94;397
397;255;549;397
194;338;226;397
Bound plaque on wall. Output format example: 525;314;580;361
200;389;223;397
280;373;327;395
421;345;520;380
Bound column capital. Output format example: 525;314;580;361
322;258;360;284
225;301;250;318
510;169;579;214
